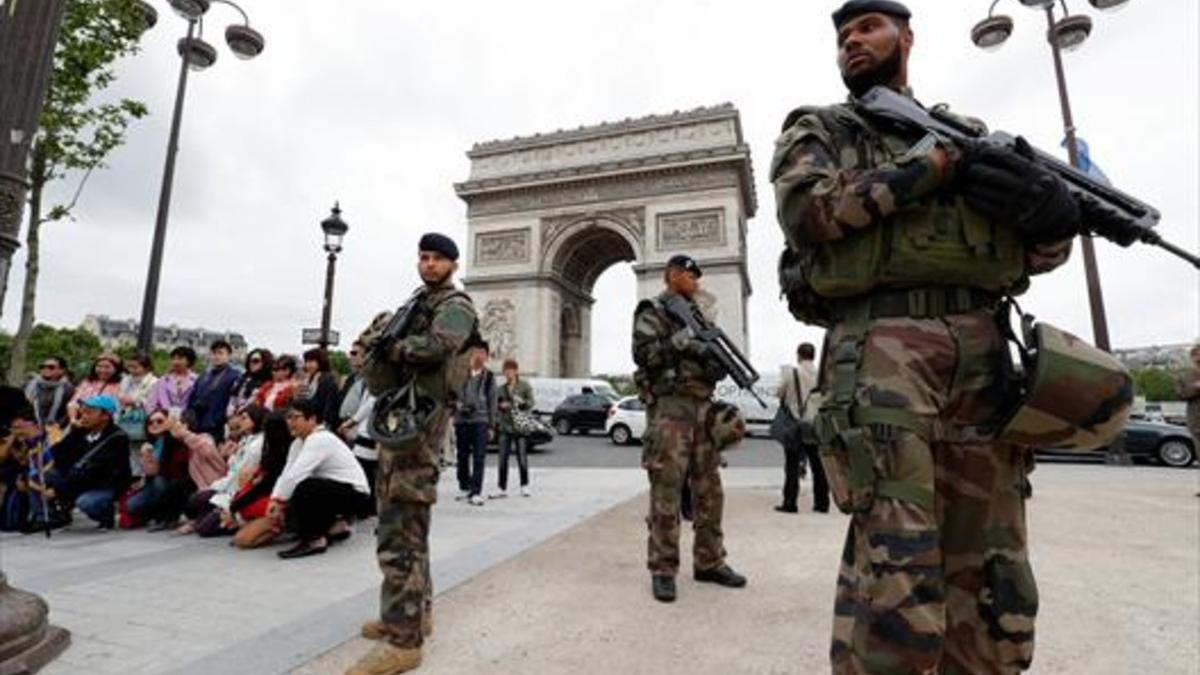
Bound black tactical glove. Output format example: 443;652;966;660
958;137;1080;243
1077;195;1147;247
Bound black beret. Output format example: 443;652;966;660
418;232;459;261
832;0;911;30
666;254;702;278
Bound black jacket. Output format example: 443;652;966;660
54;423;132;500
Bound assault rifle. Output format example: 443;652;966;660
363;287;429;369
855;86;1199;270
659;294;768;409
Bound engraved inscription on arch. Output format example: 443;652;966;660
474;228;531;266
656;208;725;250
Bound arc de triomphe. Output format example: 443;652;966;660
454;104;757;377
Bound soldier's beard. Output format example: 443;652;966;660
842;42;903;98
421;269;453;287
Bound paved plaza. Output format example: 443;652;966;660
1;437;1196;674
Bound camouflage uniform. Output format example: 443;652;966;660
771;93;1072;674
632;291;729;577
360;278;477;649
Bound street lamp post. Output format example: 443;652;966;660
318;203;349;351
970;0;1132;352
136;0;264;354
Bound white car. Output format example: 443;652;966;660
606;396;647;445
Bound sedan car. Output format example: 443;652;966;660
606;396;647;445
551;393;617;436
1038;418;1196;467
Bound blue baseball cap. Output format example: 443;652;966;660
80;394;119;416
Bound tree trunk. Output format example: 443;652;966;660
6;146;44;387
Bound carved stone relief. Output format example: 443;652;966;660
657;208;725;250
480;299;517;361
466;165;740;218
474;228;530;266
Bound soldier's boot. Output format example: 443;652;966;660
651;575;676;603
361;616;432;640
345;643;421;675
694;565;747;588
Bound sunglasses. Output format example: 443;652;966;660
249;358;263;364
39;363;59;370
349;351;360;357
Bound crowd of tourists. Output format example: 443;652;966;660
0;338;538;560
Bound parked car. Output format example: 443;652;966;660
551;392;617;436
526;378;620;422
606;396;647;445
1038;418;1196;467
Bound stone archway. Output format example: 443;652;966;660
455;104;757;377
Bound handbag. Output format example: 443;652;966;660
510;410;542;437
770;368;806;446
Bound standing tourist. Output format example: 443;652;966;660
228;348;274;417
257;355;298;411
349;233;477;675
147;346;198;418
66;353;123;423
631;254;747;604
492;358;534;499
454;341;495;506
1177;343;1200;443
24;356;74;430
775;342;825;513
185;340;241;442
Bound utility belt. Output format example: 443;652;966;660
815;287;1130;516
830;286;1001;322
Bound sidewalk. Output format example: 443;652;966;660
302;464;1199;675
0;467;651;675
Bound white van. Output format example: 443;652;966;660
525;377;620;421
715;375;780;437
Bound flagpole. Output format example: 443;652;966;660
1046;3;1111;352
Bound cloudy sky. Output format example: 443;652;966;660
2;0;1196;375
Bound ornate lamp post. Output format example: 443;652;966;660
136;0;265;353
318;203;349;351
970;0;1132;352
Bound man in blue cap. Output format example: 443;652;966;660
35;394;132;530
770;1;1080;672
350;232;479;675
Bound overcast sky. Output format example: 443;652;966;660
2;0;1196;375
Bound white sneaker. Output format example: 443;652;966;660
469;495;485;506
488;490;508;499
521;486;532;498
454;491;470;501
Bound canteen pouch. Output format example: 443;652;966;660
814;335;877;514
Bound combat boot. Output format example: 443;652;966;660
694;565;747;588
651;575;676;603
361;615;432;640
345;643;421;675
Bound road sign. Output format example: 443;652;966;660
301;328;339;346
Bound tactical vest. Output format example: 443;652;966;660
362;287;480;405
781;103;1028;324
633;294;724;400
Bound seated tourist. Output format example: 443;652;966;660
0;387;37;532
179;404;266;537
230;412;293;549
255;355;298;412
35;395;131;530
268;397;371;559
23;356;74;431
66;354;123;424
124;410;194;530
147;346;198;418
167;412;227;492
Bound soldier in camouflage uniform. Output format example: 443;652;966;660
349;233;478;675
632;254;748;603
770;2;1083;672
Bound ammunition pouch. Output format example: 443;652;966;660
815;302;936;515
706;401;746;451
